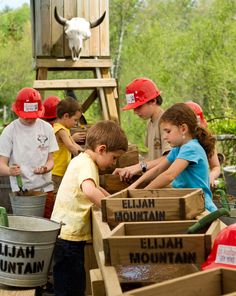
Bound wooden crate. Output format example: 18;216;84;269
101;188;205;227
103;220;220;266
122;267;236;296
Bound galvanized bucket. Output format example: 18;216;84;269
223;165;236;198
0;215;61;287
9;191;47;217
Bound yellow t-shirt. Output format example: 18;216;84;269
51;152;99;241
52;122;71;177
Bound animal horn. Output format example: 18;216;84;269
90;11;106;28
54;6;67;26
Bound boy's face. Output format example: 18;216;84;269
133;101;155;119
95;146;124;171
19;118;37;126
64;111;81;128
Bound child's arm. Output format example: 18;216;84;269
81;179;106;207
145;158;189;189
128;158;170;189
98;186;110;197
113;156;166;181
0;156;21;176
33;152;54;174
57;129;84;156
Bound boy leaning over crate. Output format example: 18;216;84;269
51;120;128;296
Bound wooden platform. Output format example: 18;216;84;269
0;284;35;296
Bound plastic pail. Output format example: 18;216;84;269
0;215;60;287
223;166;236;198
9;191;46;217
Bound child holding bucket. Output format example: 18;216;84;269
128;103;217;212
0;87;58;218
51;120;128;296
52;97;85;194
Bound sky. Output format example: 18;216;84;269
0;0;30;10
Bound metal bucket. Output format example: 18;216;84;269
0;215;60;287
223;165;236;198
9;191;46;217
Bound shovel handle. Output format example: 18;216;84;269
16;175;23;190
187;208;230;234
0;207;9;227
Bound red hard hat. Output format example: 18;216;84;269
41;96;61;119
12;88;44;119
123;78;161;110
202;224;236;270
185;101;207;127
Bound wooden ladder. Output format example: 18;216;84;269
33;58;119;122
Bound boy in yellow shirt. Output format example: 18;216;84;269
51;120;128;296
52;97;84;194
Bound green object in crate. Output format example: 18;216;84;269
0;206;9;227
187;208;230;234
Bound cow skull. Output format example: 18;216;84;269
54;7;106;61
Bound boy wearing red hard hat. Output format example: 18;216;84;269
0;87;58;218
114;77;171;181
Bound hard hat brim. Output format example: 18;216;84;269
122;98;154;111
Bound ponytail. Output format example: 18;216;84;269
195;126;215;159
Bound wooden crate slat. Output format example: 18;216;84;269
33;78;117;90
40;0;51;56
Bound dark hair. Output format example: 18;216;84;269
56;97;82;118
85;120;128;152
160;103;215;158
148;95;163;106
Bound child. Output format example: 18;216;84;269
41;95;61;125
129;103;217;212
185;101;221;187
52;97;84;193
0;87;59;218
114;77;171;180
51;120;128;296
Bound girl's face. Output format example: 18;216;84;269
63;111;81;128
161;122;186;147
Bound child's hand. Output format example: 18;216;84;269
72;132;86;143
33;166;48;174
9;164;21;176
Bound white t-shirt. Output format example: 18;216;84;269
0;118;58;192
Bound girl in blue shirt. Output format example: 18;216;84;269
129;102;217;212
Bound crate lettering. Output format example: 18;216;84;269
114;210;166;222
122;199;155;209
140;238;183;249
129;251;197;264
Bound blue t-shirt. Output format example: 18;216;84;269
167;139;217;212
